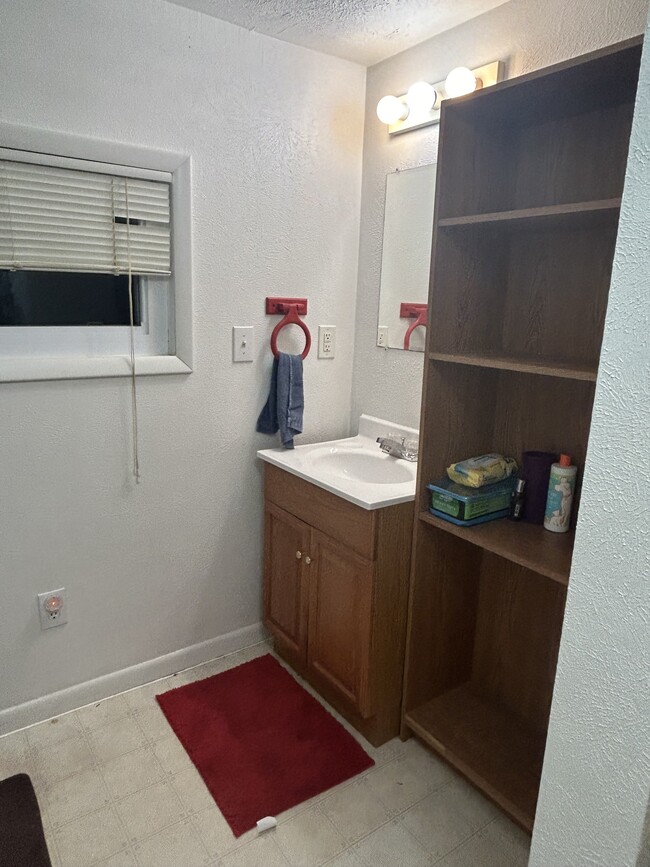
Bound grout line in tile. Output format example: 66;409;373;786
429;815;505;866
129;708;160;744
320;844;352;867
317;774;462;864
50;803;131;865
30;706;124;793
37;721;135;793
119;782;189;849
26;712;84;750
89;739;161;866
138;815;205;857
46;769;113;832
274;770;373;827
18;724;48;791
152;743;219;838
404;786;496;861
48;770;170;835
337;813;393;855
136;816;214;866
187;807;254;862
79;684;195;863
315;800;352;851
116;787;192;865
266;835;293;867
95;845;137;867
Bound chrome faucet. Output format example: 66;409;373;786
376;435;418;462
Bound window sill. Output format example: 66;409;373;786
0;354;192;383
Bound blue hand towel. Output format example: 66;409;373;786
256;352;304;449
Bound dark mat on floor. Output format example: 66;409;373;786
0;773;52;867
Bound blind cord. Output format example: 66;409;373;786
124;180;141;484
0;164;16;269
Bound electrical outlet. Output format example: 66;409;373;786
232;326;254;362
377;326;389;348
37;588;67;630
318;325;336;359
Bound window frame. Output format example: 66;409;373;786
0;123;193;382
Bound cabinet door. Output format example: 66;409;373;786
264;503;310;661
307;531;374;717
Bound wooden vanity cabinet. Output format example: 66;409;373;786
263;463;413;746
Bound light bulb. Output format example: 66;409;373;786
444;66;479;98
376;95;408;125
406;81;438;114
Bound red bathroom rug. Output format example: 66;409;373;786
156;654;374;836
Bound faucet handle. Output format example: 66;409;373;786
376;433;418;460
403;438;419;460
376;435;395;454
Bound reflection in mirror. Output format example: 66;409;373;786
377;164;436;351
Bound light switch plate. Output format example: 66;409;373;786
233;326;254;362
318;325;336;359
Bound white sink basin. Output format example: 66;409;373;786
257;414;417;510
309;448;414;485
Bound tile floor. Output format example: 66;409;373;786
0;642;531;866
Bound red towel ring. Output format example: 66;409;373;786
400;303;428;351
266;297;311;360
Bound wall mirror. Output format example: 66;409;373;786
377;163;436;351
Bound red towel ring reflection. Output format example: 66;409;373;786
400;303;428;351
266;297;311;360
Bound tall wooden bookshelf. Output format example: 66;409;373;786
401;38;643;833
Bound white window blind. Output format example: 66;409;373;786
0;160;171;275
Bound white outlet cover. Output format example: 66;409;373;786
37;588;67;630
318;325;336;359
377;326;389;348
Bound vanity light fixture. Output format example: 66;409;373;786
377;61;504;136
376;95;409;125
405;81;440;114
444;66;480;98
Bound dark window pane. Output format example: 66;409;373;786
0;270;142;326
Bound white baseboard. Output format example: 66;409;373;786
0;622;267;736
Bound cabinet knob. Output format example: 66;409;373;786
296;551;302;560
305;556;312;565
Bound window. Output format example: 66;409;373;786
0;126;192;382
0;271;142;326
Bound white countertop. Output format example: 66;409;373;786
257;414;418;510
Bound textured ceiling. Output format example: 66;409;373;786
164;0;511;66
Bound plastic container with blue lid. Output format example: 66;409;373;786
427;476;516;526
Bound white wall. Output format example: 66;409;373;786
529;16;650;866
0;0;365;727
351;0;648;429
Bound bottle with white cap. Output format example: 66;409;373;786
543;454;577;533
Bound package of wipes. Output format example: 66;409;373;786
446;454;518;488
